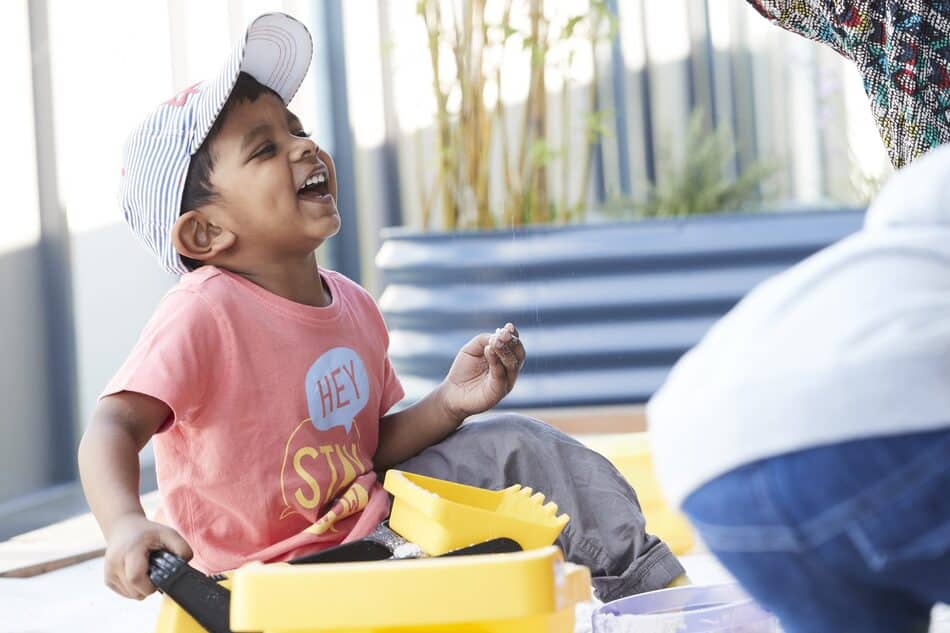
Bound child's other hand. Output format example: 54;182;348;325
441;323;526;419
103;513;193;600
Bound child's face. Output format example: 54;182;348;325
203;93;339;265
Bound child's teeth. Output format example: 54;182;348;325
300;173;326;191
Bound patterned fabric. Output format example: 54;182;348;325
747;0;950;167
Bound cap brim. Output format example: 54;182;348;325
241;13;313;104
191;12;313;151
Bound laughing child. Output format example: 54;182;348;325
78;12;683;603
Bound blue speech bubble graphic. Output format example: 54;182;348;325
305;347;370;432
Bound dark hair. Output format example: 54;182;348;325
178;72;282;270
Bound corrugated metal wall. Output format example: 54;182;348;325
378;209;865;409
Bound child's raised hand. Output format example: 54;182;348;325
103;513;193;600
440;323;526;419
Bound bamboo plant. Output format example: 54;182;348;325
416;0;616;231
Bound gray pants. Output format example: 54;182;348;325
394;413;685;601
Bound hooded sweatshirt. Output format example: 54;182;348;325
648;143;950;507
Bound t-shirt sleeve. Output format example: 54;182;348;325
746;0;864;59
101;289;226;432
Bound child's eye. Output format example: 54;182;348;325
253;143;276;159
291;129;312;138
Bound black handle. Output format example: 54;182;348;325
148;550;232;633
288;539;394;564
439;538;522;557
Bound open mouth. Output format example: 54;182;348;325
297;169;331;199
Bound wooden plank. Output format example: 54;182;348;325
0;491;160;578
511;404;646;435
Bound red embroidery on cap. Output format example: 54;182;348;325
164;83;201;107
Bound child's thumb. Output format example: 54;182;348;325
159;528;193;561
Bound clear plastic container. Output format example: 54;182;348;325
592;582;781;633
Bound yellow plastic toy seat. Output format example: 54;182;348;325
384;470;569;556
154;469;583;633
153;548;590;633
229;546;590;633
577;432;695;555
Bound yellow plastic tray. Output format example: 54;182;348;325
384;470;569;556
577;432;695;555
226;546;588;632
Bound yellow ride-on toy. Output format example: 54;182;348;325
150;470;592;633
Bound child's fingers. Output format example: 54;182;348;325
488;339;518;394
511;339;525;370
485;344;507;383
105;564;135;599
159;526;194;561
105;548;139;599
493;330;522;373
498;324;522;350
501;325;526;369
461;333;492;358
125;550;154;599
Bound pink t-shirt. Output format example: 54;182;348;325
103;266;404;572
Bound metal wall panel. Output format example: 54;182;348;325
378;209;864;408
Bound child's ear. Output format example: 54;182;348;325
171;210;236;263
318;148;337;200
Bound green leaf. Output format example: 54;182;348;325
634;109;780;218
529;139;556;167
562;15;584;39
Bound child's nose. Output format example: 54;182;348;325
291;136;318;162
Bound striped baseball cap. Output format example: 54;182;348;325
119;13;313;275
